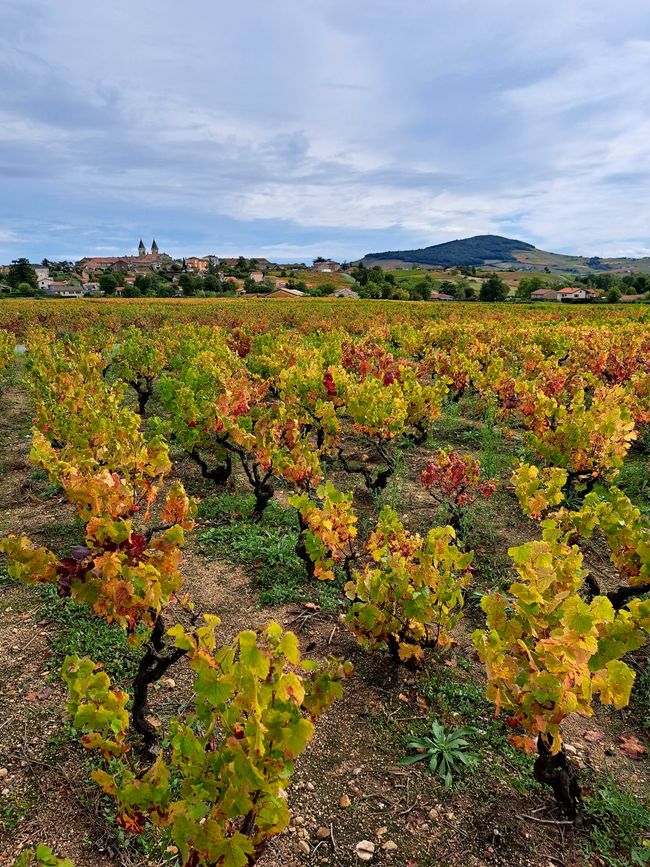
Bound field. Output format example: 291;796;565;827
0;299;648;867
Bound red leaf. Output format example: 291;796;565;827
583;730;605;743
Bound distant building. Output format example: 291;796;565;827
312;259;341;273
331;286;359;299
530;288;561;301
33;265;50;290
78;239;170;274
250;271;264;284
557;287;599;301
47;282;85;298
430;291;454;301
186;256;209;273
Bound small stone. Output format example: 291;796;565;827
0;768;8;779
376;826;388;837
446;812;455;821
2;787;9;796
297;840;311;856
564;744;577;755
295;816;305;825
316;826;330;840
382;840;398;851
340;794;351;808
306;782;315;792
162;677;176;688
428;808;439;820
356;840;376;861
353;767;362;775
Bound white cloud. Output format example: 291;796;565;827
1;0;649;261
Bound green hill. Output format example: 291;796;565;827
363;235;534;268
362;235;650;274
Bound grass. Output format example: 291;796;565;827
197;492;344;609
38;517;85;556
617;455;650;518
419;666;538;793
583;776;650;867
38;585;141;687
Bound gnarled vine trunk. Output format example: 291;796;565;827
132;614;188;755
534;734;583;822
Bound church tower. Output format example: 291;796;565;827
138;239;146;257
151;239;159;255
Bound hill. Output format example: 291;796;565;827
363;235;650;274
364;235;534;268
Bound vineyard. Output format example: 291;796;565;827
0;298;648;867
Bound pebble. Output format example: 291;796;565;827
316;827;330;840
429;808;439;820
0;768;8;779
382;840;398;851
297;840;310;856
306;782;315;791
340;794;351;808
355;840;376;861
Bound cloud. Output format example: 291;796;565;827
0;0;649;262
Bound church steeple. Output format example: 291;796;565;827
151;239;159;255
138;239;146;257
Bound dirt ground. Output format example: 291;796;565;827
0;368;648;867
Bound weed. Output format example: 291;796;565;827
400;721;478;787
583;776;650;867
38;585;141;687
38;518;85;557
198;492;344;608
420;668;537;793
617;457;650;518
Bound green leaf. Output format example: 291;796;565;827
238;630;270;679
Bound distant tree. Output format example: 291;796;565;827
99;273;119;295
516;274;545;299
16;281;38;296
593;273;615;291
479;274;507;302
391;287;410;301
409;279;433;301
243;276;257;294
307;281;336;297
203;274;222;294
122;284;142;298
7;259;37;290
155;280;176;297
178;273;198;296
606;285;622;303
134;274;151;294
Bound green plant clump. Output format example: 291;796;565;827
399;720;478;787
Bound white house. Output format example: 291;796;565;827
557;287;599;302
47;282;85;298
33;265;50;290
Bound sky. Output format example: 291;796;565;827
1;0;650;263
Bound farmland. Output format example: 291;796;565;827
0;299;648;867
